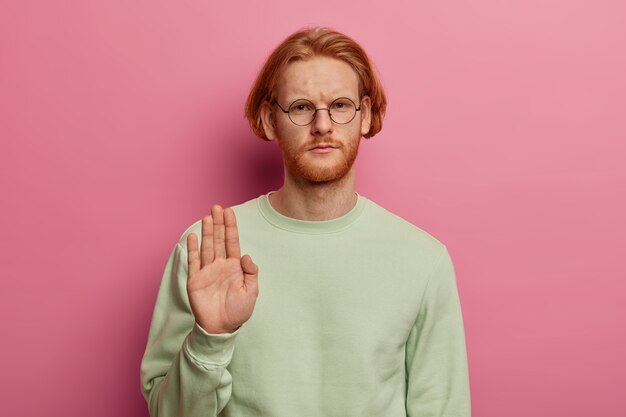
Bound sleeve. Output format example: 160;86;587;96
140;242;240;417
405;247;472;417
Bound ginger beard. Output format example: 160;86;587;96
277;136;361;183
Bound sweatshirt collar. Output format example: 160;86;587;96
257;190;366;234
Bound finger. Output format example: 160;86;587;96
212;204;226;259
187;233;201;275
241;254;259;295
241;254;259;280
200;215;214;267
224;207;241;259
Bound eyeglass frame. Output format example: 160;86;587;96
272;96;362;126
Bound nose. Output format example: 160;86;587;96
311;108;333;136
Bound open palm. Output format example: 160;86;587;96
186;204;259;334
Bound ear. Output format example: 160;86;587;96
260;101;278;141
359;95;372;136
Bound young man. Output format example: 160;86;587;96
140;27;471;417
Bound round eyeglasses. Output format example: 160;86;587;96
274;97;361;126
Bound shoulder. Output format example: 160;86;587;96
174;195;261;249
361;195;448;255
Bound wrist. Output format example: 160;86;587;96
197;321;240;335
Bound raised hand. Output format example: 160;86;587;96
186;204;259;334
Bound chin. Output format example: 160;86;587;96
281;139;360;183
291;157;354;183
301;170;348;183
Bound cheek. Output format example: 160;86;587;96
275;123;308;147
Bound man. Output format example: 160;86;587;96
140;27;471;417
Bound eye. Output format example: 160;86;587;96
290;101;314;113
331;99;354;112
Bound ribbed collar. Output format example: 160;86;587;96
256;191;366;234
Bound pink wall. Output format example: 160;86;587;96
2;1;625;416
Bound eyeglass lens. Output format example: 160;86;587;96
288;98;358;126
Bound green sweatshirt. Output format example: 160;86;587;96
140;191;471;416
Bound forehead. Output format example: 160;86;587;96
276;56;360;102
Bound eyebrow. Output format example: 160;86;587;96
284;95;358;104
282;85;357;101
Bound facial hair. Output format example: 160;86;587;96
278;136;360;184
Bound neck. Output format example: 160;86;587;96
269;166;358;221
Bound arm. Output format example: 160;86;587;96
139;242;239;417
140;205;259;416
405;247;472;417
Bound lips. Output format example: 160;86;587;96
309;143;338;150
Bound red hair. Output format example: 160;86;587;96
244;27;387;140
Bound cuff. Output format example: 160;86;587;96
184;322;240;367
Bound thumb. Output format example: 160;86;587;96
241;254;258;280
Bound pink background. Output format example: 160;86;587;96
1;1;625;416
